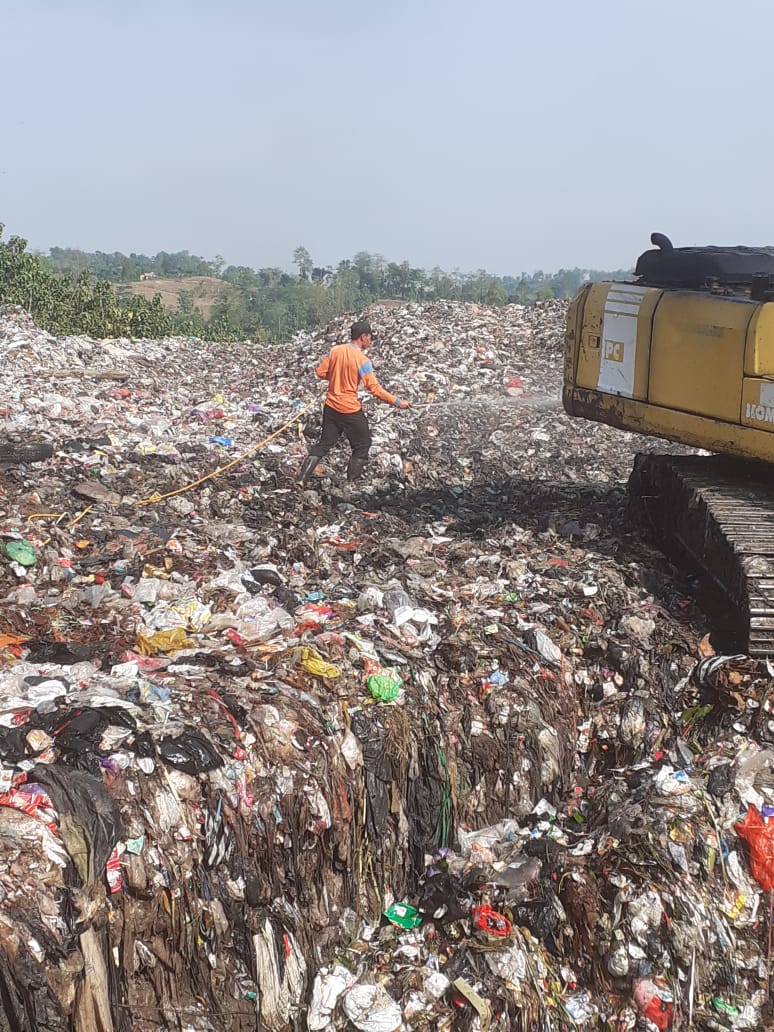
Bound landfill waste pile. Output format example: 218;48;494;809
0;298;772;1030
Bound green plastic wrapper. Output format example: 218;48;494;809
4;540;38;567
712;998;740;1016
367;674;401;702
384;903;421;929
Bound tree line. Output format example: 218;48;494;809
0;227;631;342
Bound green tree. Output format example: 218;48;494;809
292;246;313;282
4;225;635;344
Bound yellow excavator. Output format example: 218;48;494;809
563;233;774;656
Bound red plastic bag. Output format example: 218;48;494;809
736;805;774;891
470;904;512;937
633;978;673;1030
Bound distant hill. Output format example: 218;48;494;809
119;276;232;317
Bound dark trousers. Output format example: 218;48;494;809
309;405;372;460
307;404;372;480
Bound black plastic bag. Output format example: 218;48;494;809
158;729;222;774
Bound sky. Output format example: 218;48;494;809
2;0;773;277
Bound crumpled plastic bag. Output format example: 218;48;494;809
523;626;562;666
633;977;673;1030
158;730;222;775
308;965;357;1030
342;984;402;1032
168;598;212;631
3;540;37;566
382;586;415;623
367;673;401;702
736;805;774;890
130;577;186;604
297;646;340;679
253;920;307;1031
340;729;363;770
142;597;212;633
564;993;599;1024
653;766;692;797
363;658;402;702
458;819;520;858
357;586;384;613
627;889;664;946
135;627;193;655
208;596;294;642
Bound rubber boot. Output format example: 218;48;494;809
299;454;320;485
346;455;367;482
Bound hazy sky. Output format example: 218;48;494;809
3;0;772;276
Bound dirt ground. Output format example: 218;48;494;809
118;276;231;317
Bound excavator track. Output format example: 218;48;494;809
628;454;774;657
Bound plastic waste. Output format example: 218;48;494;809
606;942;629;977
135;627;193;655
451;978;491;1032
297;646;340;679
384;902;421;929
653;766;692;797
342;984;402;1032
158;730;222;775
470;904;513;937
367;673;401;702
422;972;450;999
458;820;520;857
707;761;735;798
627;889;664;945
3;540;37;566
383;586;416;626
249;564;284;586
712;997;740;1017
207;595;294;642
523;626;562;666
24;640;95;664
490;855;541;895
563;993;597;1023
633;978;674;1030
695;653;748;686
736;806;774;890
308;966;357;1030
357;586;384;612
142;597;212;633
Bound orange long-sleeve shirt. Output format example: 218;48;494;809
316;343;399;414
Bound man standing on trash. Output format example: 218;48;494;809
299;319;411;486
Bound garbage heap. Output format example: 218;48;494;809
0;299;771;1031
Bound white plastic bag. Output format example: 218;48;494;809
342;984;402;1031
